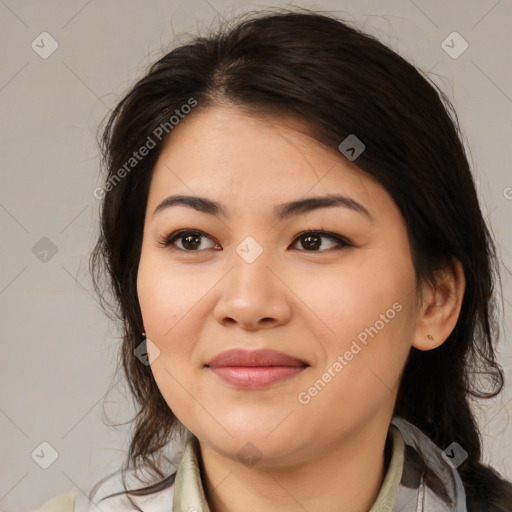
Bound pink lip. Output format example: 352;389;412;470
206;349;309;389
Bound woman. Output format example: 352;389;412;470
39;7;512;512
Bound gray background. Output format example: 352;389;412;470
1;1;511;510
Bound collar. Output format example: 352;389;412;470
390;416;468;511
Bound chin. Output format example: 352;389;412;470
195;419;310;466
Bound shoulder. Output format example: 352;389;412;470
36;469;175;512
37;493;75;512
74;468;175;511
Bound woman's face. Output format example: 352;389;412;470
137;105;422;466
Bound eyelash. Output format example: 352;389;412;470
157;229;352;253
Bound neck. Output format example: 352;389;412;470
198;420;392;512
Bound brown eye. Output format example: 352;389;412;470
160;230;219;251
179;233;202;250
291;231;351;252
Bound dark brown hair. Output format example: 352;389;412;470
90;7;512;510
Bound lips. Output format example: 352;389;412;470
206;349;308;368
206;349;309;388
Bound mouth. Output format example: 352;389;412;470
205;349;309;389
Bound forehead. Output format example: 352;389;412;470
147;106;392;220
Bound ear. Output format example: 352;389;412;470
412;257;466;351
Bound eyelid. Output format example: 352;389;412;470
158;228;352;252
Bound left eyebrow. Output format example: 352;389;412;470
274;194;373;222
153;193;374;222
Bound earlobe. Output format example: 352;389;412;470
411;257;466;351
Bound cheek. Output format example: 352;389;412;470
137;253;205;342
292;259;402;344
296;264;413;414
149;356;201;434
137;270;192;421
137;253;208;394
298;311;411;435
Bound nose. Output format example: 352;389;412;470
213;253;292;331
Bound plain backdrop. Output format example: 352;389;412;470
0;1;511;510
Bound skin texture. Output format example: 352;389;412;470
136;105;466;512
